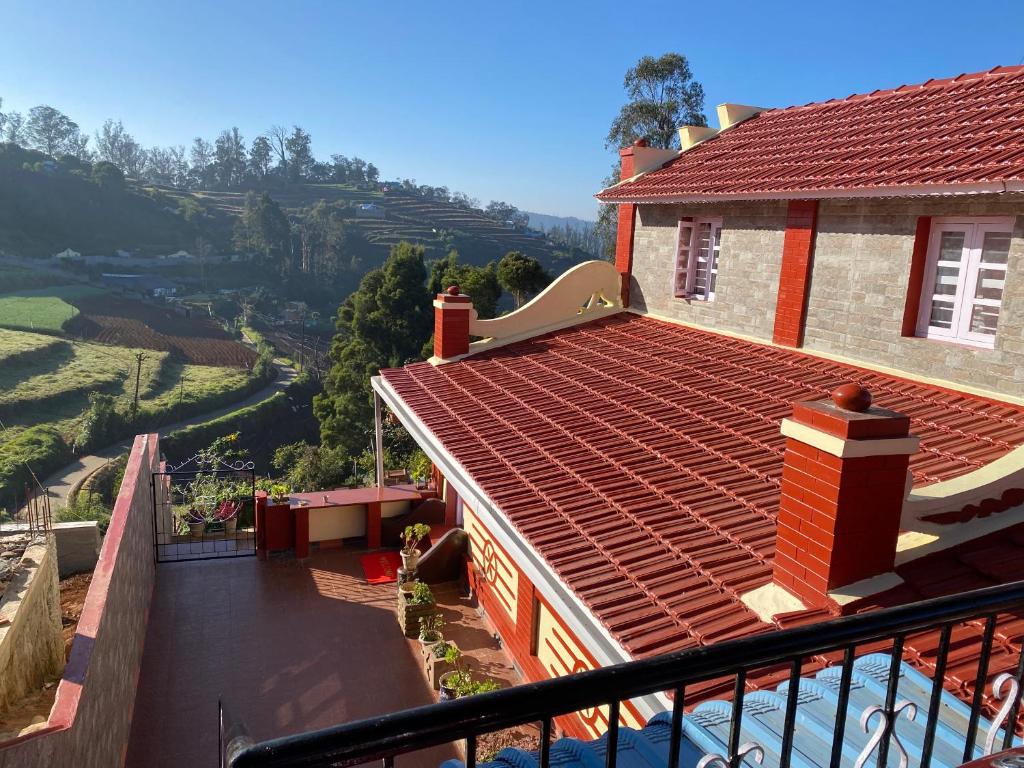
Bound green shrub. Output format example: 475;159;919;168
57;492;112;534
0;424;70;513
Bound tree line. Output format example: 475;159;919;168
0;99;383;191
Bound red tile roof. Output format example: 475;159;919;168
597;66;1024;203
381;313;1024;658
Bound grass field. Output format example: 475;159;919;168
0;328;65;365
0;324;269;510
0;285;106;333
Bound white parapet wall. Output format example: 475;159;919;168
466;260;624;355
0;534;63;715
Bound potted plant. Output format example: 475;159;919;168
183;506;209;538
269;483;291;505
400;523;431;571
438;646;501;701
418;614;444;651
426;639;458;688
397;581;435;638
438;645;466;701
216;498;240;536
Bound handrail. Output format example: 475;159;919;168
227;579;1024;768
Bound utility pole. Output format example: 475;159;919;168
178;371;191;413
298;309;307;372
131;352;147;421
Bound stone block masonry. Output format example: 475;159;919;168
628;194;1024;398
629;201;788;341
0;535;63;716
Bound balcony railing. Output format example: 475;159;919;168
219;580;1024;768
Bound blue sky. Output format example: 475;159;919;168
2;1;1023;220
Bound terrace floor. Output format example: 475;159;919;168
126;548;520;768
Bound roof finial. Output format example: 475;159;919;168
446;284;461;296
831;383;872;412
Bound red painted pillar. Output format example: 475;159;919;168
772;200;819;347
255;491;267;560
366;501;382;549
773;384;918;608
901;216;933;336
294;507;310;559
615;140;644;308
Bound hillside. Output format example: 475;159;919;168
0;144;200;257
156;184;579;270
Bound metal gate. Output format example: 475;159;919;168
152;454;257;563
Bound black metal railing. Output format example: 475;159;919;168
220;580;1024;768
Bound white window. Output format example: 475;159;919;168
917;217;1014;348
674;217;722;300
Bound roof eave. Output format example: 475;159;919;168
596;180;1020;205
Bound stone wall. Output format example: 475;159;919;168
0;434;158;767
628;194;1024;397
805;194;1024;395
629;201;788;340
0;536;63;714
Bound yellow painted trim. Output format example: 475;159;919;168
432;299;473;310
780;418;920;458
902;445;1024;520
740;582;805;623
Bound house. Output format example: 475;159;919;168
371;66;1024;741
357;202;386;219
100;273;179;297
52;248;82;262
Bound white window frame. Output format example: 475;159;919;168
673;217;722;301
916;216;1014;349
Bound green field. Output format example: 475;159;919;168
0;325;268;511
0;285;105;333
0;328;65;365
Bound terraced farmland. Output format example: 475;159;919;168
65;294;257;367
0;285;103;333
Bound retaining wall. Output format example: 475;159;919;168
0;536;63;714
0;434;158;767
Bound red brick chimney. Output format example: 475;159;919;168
615;139;646;308
433;284;473;361
772;384;919;608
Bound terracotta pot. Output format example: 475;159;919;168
188;521;206;539
223;517;237;536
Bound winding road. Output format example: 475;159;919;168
32;362;297;511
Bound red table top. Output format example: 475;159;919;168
286;486;422;510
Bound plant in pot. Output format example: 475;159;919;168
438;645;467;701
180;505;209;538
269;483;291;505
216;497;241;536
418;613;444;652
400;522;431;572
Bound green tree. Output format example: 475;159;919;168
214;127;247;187
285;126;313;182
95;119;147;175
24;105;81;157
606;53;706;150
3;111;25;145
497;251;551;308
427;251;502;319
235;191;292;274
599;53;706;262
272;441;350;491
314;242;432;454
91;161;125;188
249;135;272;180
